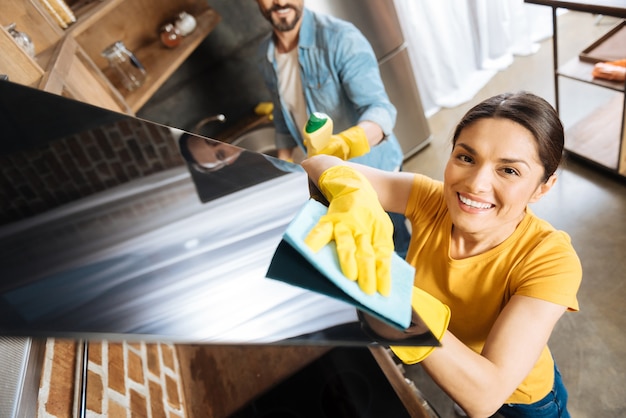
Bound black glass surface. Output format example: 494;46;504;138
0;80;436;348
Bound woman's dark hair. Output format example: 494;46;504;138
452;91;564;182
178;132;203;165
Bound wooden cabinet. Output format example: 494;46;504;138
525;0;626;179
0;0;220;115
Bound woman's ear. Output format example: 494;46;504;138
530;174;557;203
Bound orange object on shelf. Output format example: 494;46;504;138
592;59;626;82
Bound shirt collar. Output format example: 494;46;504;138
298;8;315;49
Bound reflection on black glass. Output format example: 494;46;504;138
179;134;243;173
178;133;296;203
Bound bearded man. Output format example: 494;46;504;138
255;0;410;257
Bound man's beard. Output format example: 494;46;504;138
262;4;303;32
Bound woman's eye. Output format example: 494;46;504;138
502;167;520;176
457;154;473;163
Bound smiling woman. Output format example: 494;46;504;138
300;91;582;418
445;119;558;258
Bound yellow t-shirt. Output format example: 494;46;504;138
400;174;582;404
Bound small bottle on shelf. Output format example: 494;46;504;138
160;23;182;48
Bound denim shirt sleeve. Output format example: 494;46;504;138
300;11;397;137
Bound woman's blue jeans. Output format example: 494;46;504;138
496;364;570;418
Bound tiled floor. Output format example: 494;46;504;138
401;11;626;418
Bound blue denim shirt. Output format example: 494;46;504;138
258;8;403;171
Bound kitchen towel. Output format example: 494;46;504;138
266;199;414;330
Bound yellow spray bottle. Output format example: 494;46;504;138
302;112;333;155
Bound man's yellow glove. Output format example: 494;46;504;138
391;287;451;363
302;113;370;160
304;166;394;296
311;126;371;160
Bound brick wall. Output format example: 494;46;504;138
0;117;185;225
38;339;187;417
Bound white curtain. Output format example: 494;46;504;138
394;0;554;116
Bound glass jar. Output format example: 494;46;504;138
5;23;35;58
101;41;146;92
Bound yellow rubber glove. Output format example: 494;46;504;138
254;102;274;120
304;166;394;296
390;287;451;363
303;117;371;161
313;126;371;160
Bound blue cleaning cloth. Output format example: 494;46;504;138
281;199;414;329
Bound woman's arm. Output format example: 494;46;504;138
402;295;566;417
301;155;414;214
366;295;566;416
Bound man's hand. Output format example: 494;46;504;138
306;126;371;160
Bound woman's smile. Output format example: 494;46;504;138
458;193;495;211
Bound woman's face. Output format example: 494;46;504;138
186;137;242;172
443;118;555;238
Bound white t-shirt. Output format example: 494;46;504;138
275;48;308;136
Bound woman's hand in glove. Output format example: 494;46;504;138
359;287;451;363
304;165;393;296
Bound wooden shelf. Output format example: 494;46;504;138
1;1;64;53
558;58;626;92
526;0;626;179
72;1;220;113
119;8;220;112
0;25;44;86
38;34;131;113
67;0;125;35
579;20;626;64
565;94;623;170
2;0;220;116
557;21;626;178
